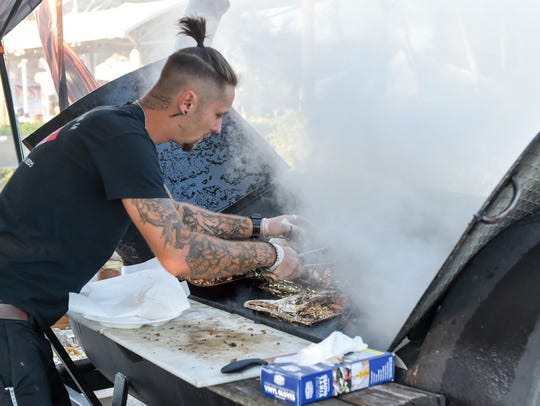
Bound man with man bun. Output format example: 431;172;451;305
0;16;303;404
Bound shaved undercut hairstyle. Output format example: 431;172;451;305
152;16;238;102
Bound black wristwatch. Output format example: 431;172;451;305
249;214;262;239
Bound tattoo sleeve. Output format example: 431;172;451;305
173;201;252;239
132;198;274;280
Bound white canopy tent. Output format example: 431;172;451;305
4;0;182;51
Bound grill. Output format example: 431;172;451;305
25;64;540;405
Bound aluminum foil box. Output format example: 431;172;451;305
260;349;394;405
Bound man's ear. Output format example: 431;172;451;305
178;90;198;114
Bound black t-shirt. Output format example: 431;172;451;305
0;103;169;328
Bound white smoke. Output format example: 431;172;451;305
210;0;540;349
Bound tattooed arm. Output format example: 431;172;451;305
172;200;253;239
122;197;275;279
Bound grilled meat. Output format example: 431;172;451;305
244;290;343;326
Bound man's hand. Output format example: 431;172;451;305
262;215;310;241
268;246;303;280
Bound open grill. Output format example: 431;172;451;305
24;62;540;406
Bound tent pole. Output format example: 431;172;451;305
0;40;24;164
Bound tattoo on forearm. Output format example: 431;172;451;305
187;238;274;280
134;199;187;247
181;206;251;239
132;199;274;279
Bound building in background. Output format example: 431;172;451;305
1;0;185;126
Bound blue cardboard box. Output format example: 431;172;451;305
260;349;394;405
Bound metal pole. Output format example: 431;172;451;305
45;327;102;406
0;40;24;164
55;0;68;111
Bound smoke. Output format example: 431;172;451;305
281;167;484;349
211;0;540;349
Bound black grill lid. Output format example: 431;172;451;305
390;132;540;350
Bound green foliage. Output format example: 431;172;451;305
0;168;15;190
0;122;44;137
249;110;310;168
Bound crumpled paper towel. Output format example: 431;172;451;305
274;331;368;366
69;266;190;325
121;257;167;275
121;257;190;296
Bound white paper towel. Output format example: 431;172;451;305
274;331;368;366
121;257;190;296
69;265;190;328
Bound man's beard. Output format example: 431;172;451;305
181;143;195;152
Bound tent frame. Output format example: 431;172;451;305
1;0;25;163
